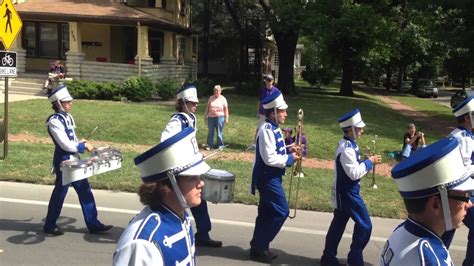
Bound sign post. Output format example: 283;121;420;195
0;0;22;160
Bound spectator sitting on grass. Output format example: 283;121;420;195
402;123;426;158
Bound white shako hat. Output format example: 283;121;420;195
391;137;474;198
338;108;366;129
262;91;288;110
176;84;199;103
453;96;474;117
48;85;73;103
134;127;210;183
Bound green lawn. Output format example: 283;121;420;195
1;85;451;218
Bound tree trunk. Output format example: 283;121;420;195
385;64;392;90
222;0;246;80
396;64;405;92
340;46;354;96
273;30;298;95
201;0;211;76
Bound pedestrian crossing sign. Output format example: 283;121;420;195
0;0;22;51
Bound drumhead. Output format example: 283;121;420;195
61;159;92;168
92;146;122;159
202;169;235;181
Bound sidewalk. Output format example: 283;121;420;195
0;91;45;103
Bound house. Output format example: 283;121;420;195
12;0;196;83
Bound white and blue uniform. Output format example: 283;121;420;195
321;136;373;266
250;119;295;252
113;205;195;266
381;218;453;266
160;112;213;242
442;126;474;266
44;112;104;233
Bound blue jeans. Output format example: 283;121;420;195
207;116;225;148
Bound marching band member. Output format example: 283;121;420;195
441;96;474;266
254;74;281;142
113;127;210;265
249;91;299;263
43;85;112;235
160;84;222;248
381;137;474;265
321;109;381;266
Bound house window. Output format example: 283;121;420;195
148;0;156;7
22;21;69;59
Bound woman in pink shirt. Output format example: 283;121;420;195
204;85;229;150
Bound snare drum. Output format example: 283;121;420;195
92;147;122;160
91;146;122;175
201;169;235;204
60;159;94;185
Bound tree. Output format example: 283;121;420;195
305;1;390;96
258;0;313;95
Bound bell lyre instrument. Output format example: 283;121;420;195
369;135;378;189
288;108;304;219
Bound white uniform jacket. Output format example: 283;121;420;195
331;136;373;208
449;126;474;176
161;112;196;142
381;218;453;266
113;206;195;266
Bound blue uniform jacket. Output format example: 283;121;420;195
251;119;294;195
113;206;195;266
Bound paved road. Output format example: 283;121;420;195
428;88;454;108
0;181;469;265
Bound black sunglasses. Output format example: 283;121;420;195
448;191;472;203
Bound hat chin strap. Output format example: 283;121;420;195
351;126;357;140
273;108;279;126
167;171;189;211
56;100;65;113
437;185;453;232
469;112;474;130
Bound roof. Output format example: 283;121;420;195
16;0;192;35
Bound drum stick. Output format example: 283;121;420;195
203;146;227;160
85;125;99;140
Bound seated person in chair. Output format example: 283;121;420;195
44;60;66;90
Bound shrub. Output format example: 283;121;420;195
156;78;180;100
302;67;336;88
96;82;121;100
67;80;121;100
238;77;261;96
121;76;155;102
185;78;215;97
67;80;99;99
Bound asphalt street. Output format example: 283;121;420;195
0;181;469;265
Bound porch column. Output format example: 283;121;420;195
136;25;151;60
12;33;25;74
135;25;153;76
184;36;193;64
161;31;176;64
66;22;85;78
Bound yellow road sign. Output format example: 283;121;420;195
0;0;22;50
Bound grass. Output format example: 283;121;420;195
0;142;405;218
391;94;453;122
2;82;450;219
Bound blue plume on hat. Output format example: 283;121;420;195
261;91;288;110
338;108;366;128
